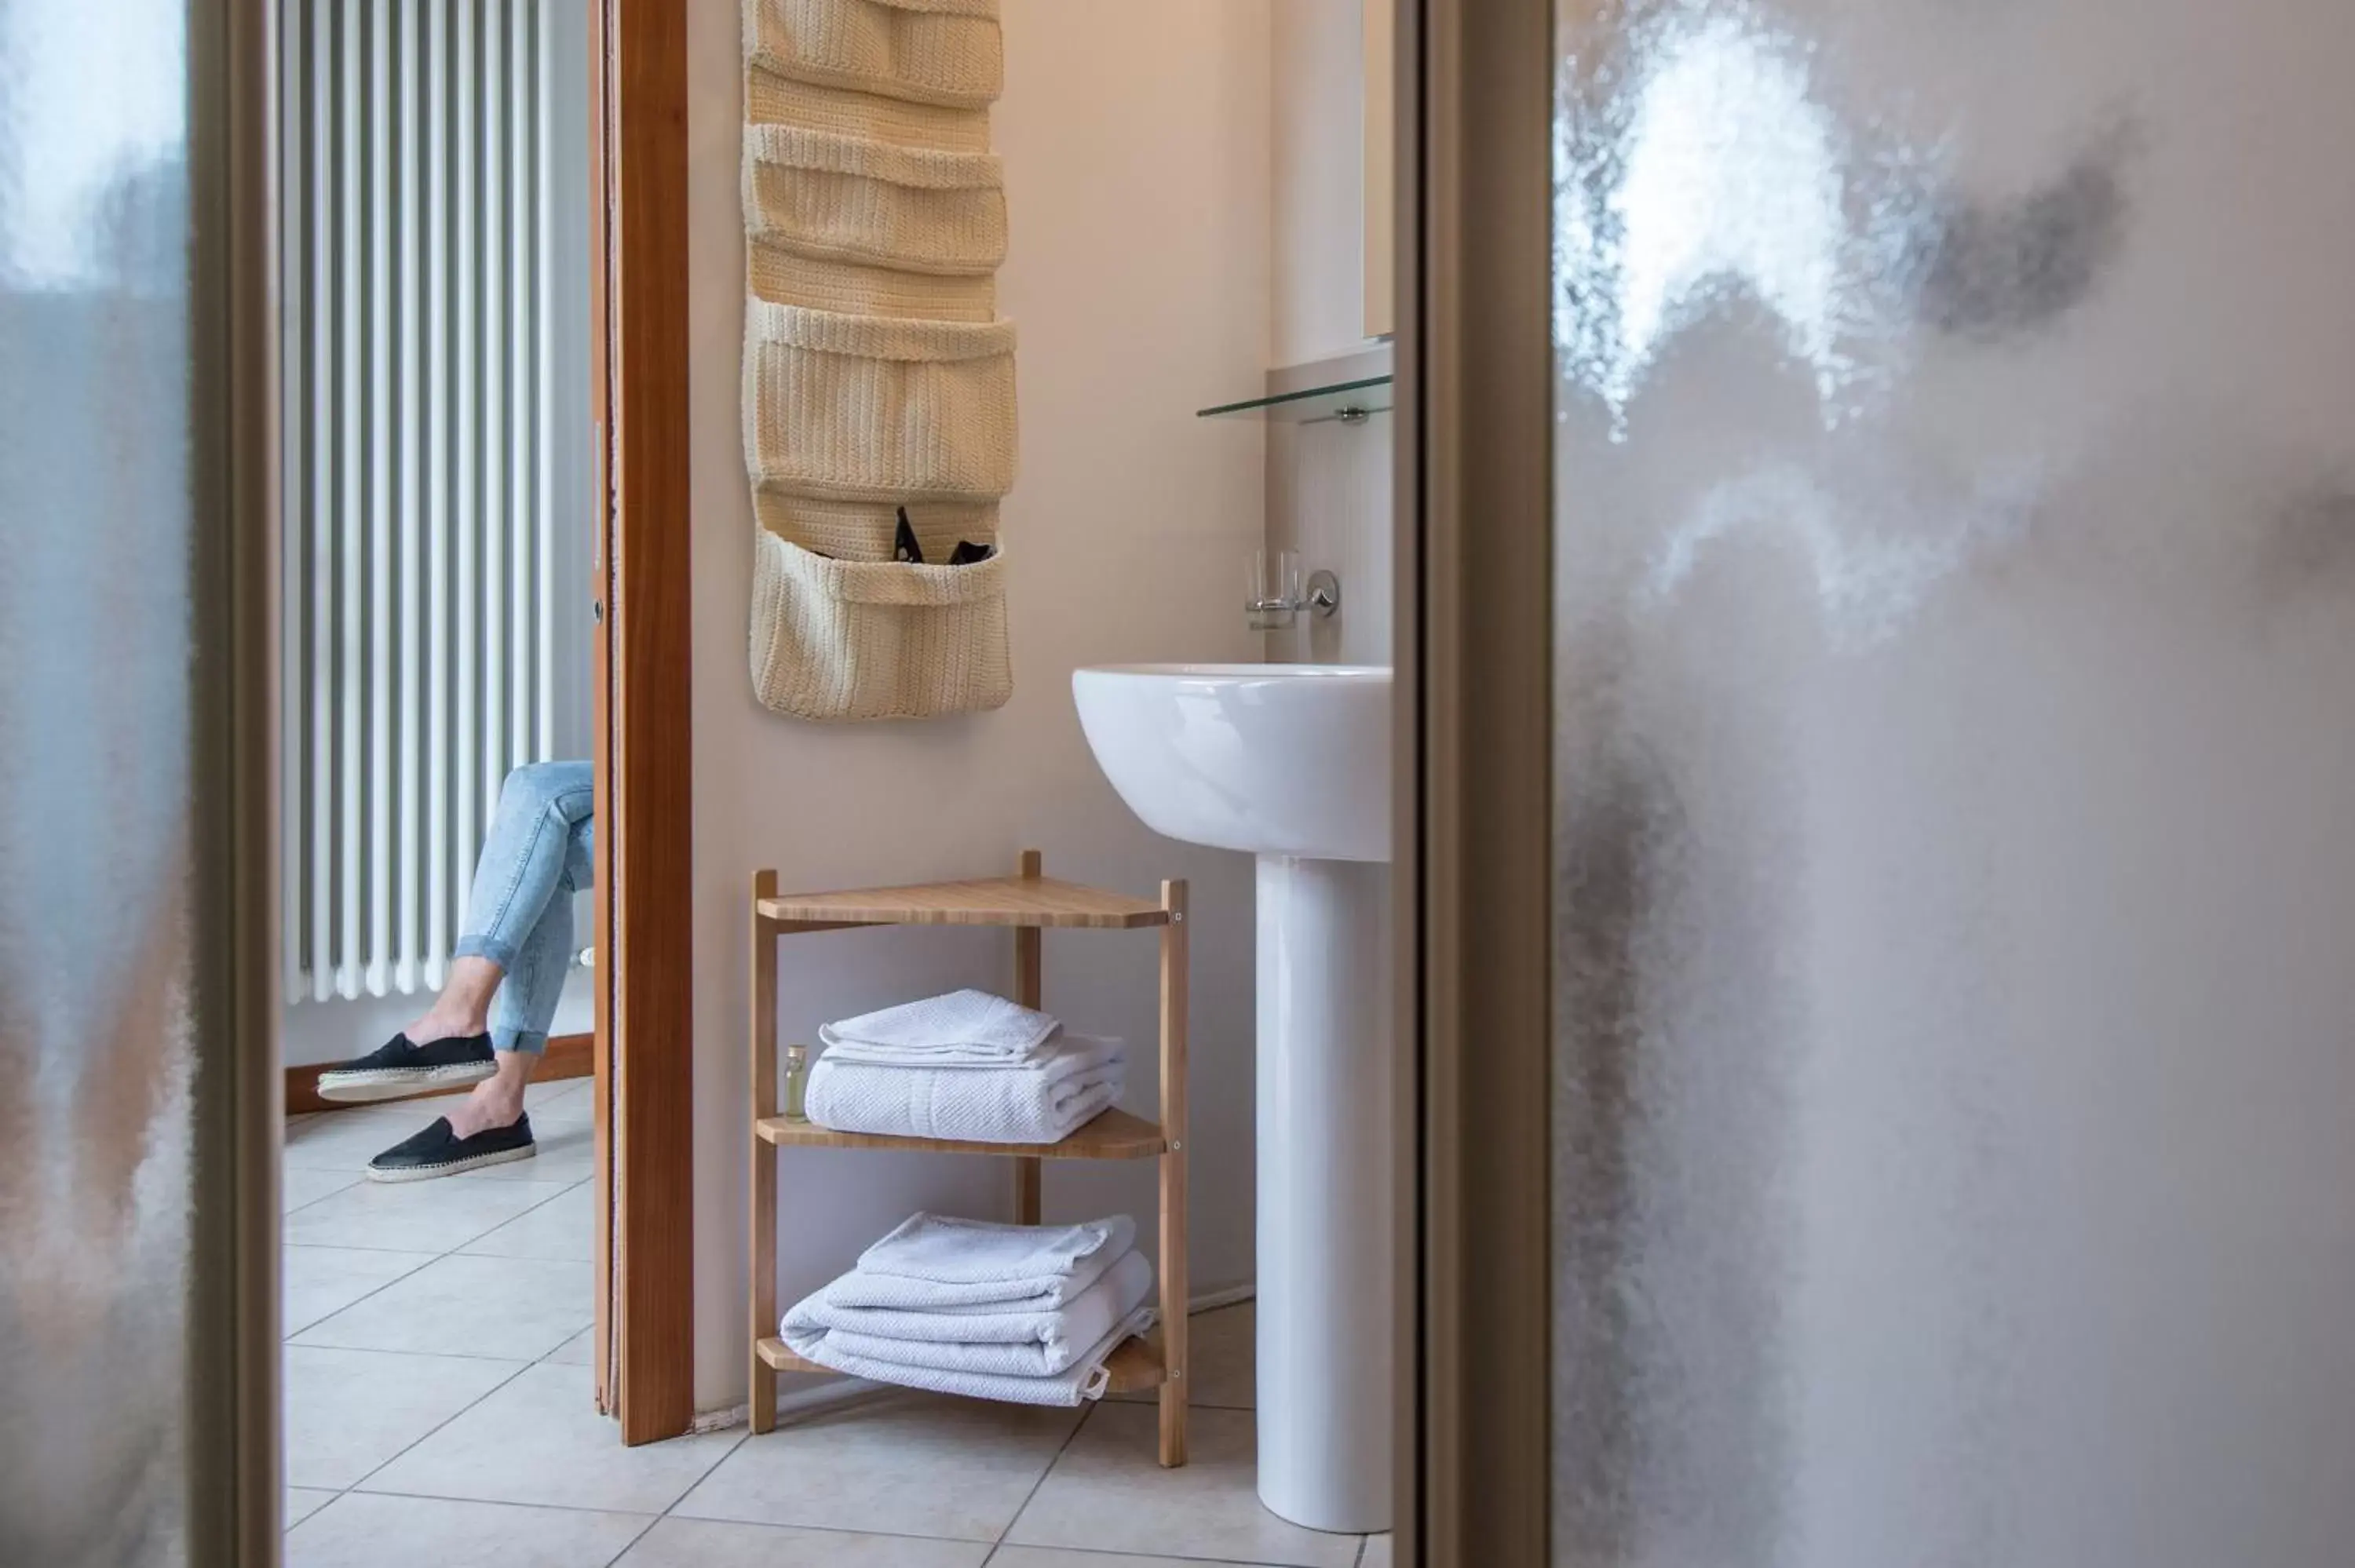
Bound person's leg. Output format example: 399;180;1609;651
442;801;591;1137
399;955;503;1048
361;762;593;1177
398;758;594;1043
412;757;595;1037
447;760;594;990
318;761;593;1103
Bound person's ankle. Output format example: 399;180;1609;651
405;1012;488;1047
447;1085;524;1137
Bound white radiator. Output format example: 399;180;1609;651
278;0;592;1004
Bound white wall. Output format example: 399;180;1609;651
688;0;1272;1412
1271;0;1372;366
1264;410;1393;667
1265;0;1393;667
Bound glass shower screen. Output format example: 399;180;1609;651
1;0;270;1557
1549;2;2355;1563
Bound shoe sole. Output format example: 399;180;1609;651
316;1060;498;1103
364;1143;537;1183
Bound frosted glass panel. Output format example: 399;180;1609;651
0;0;199;1558
1550;2;2355;1565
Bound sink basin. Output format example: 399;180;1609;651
1074;662;1394;1534
1071;664;1391;863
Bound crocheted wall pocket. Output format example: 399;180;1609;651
750;531;1012;722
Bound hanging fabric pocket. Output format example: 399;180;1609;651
747;61;992;154
750;240;998;322
755;490;999;563
747;0;1004;110
743;300;1017;500
745;124;1006;275
750;532;1012;721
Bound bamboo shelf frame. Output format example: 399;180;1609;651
754;1329;1170;1394
749;849;1190;1468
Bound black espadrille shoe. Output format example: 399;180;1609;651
315;1033;497;1103
365;1113;535;1183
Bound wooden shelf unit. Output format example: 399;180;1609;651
754;1331;1170;1394
758;874;1170;931
749;849;1190;1468
756;1104;1167;1161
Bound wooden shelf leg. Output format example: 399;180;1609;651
1158;877;1190;1468
1013;848;1043;1227
750;870;779;1435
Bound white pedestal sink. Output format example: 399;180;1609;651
1073;664;1392;1534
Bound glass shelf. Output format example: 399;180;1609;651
1196;374;1393;425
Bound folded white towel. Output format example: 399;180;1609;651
786;1249;1152;1376
820;1027;1094;1071
824;1031;1116;1083
780;1304;1156;1407
826;1212;1137;1311
806;1034;1123;1144
817;988;1057;1067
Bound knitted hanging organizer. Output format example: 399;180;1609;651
741;0;1017;722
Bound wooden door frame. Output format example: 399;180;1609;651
582;0;1565;1478
590;0;696;1446
1395;0;1555;1558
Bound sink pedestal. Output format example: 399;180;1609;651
1255;855;1392;1533
1068;664;1395;1533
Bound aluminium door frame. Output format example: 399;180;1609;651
1394;0;1557;1561
189;0;281;1556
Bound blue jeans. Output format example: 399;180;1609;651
451;760;592;1056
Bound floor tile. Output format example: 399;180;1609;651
283;1245;442;1337
285;1490;649;1568
673;1391;1083;1542
453;1180;592;1260
293;1253;591;1362
992;1551;1309;1568
525;1075;589;1107
515;1085;593;1139
524;1078;594;1124
283;1346;524;1490
1007;1404;1358;1568
615;1517;988;1566
458;1119;595;1183
1113;1302;1254;1411
361;1362;742;1515
284;1105;449;1172
542;1326;594;1366
283;1173;576;1254
1360;1533;1392;1567
285;1488;338;1530
283;1166;362;1216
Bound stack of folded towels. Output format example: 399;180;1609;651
805;989;1123;1144
782;1212;1155;1406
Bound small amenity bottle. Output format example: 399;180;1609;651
783;1044;810;1122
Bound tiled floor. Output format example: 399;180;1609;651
283;1082;1393;1567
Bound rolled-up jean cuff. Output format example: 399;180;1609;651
493;1027;550;1057
454;934;518;969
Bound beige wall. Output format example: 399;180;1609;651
1264;407;1394;666
1266;0;1393;666
1272;0;1375;366
687;0;1274;1411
